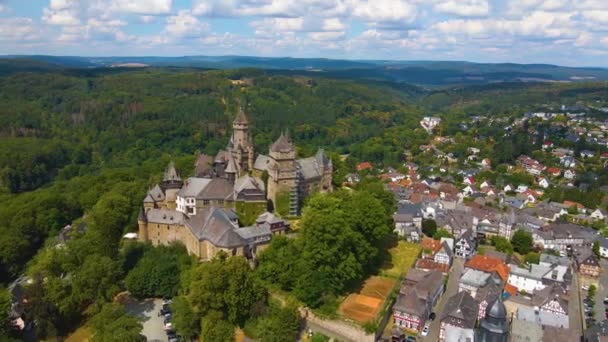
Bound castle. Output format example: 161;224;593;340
137;109;332;260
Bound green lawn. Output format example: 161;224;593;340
380;241;421;279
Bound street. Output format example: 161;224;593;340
570;270;583;335
593;259;608;324
420;258;465;342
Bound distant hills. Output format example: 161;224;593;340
2;55;608;87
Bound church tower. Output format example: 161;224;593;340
228;108;254;176
476;297;509;342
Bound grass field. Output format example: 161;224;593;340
65;327;92;342
380;240;421;279
338;276;397;323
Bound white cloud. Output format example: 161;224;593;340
434;0;490;17
352;0;417;26
110;0;172;15
165;10;209;38
43;0;81;25
308;31;345;41
0;18;40;41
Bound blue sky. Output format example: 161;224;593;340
1;0;608;66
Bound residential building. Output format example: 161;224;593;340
455;229;476;259
599;237;608;258
564;169;577;180
420;116;442;133
439;291;479;342
507;262;568;294
394;270;445;332
575;248;601;286
393;203;423;242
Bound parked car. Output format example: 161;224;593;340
421;324;430;337
429;312;436;321
582;285;590;291
405;336;416;342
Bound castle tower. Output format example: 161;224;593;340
137;207;148;242
267;132;298;208
161;161;183;208
228;108;254;175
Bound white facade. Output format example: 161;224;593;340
176;195;196;216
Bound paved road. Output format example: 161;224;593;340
420;258;465;342
570;270;583;335
593;259;608;323
125;298;167;342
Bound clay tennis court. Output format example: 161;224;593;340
338;276;397;323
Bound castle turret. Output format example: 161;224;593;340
161;161;183;207
228;108;254;175
267;132;298;211
137;207;148;242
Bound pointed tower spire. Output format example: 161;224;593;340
233;107;248;125
163;161;180;182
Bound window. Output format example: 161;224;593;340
218;200;224;205
203;200;210;206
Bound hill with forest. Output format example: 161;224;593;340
3;55;608;86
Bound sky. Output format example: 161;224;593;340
1;0;608;66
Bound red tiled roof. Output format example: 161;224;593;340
357;162;373;171
504;283;518;296
465;255;510;282
415;259;449;273
563;201;584;209
421;237;442;253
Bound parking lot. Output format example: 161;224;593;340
124;298;168;342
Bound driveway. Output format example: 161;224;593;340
420;258;465;342
125;298;167;342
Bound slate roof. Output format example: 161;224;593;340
394;270;444;316
178;177;234;200
163;161;181;182
253;154;271;171
145;208;185;225
531;283;568;312
460;268;492;288
236;225;271;240
510;263;553;281
234;175;265;194
148;184;165;202
233;108;248;124
441;291;479;329
270;132;294;152
184;207;244;248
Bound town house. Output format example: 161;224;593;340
394;269;445;332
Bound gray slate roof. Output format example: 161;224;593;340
184;207;244;248
441;291;479;329
145;208;185;225
270;132;294;152
177;177;234;200
253;154;271;171
234;175;265;193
